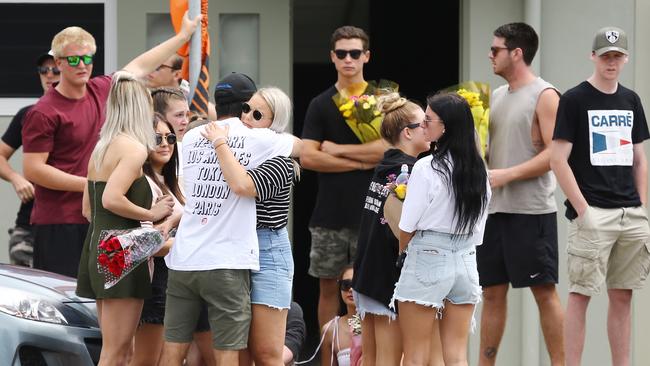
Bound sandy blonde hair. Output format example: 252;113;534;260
377;92;422;145
257;87;292;133
91;71;155;170
51;26;97;58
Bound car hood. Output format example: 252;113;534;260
0;264;93;303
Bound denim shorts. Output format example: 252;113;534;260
251;227;294;309
353;290;396;320
391;230;482;310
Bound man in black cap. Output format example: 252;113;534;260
0;50;60;267
161;72;300;365
551;26;649;366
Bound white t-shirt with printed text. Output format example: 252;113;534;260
165;117;294;271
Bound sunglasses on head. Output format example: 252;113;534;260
37;66;60;75
339;279;353;292
333;49;364;60
155;133;177;146
241;102;265;121
60;54;94;67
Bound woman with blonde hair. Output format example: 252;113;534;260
201;86;299;366
76;71;174;365
352;92;432;365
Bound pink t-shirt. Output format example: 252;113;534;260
22;75;112;225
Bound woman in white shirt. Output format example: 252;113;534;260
392;93;490;366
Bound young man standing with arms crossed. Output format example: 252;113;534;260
551;26;650;366
300;26;386;328
478;22;564;366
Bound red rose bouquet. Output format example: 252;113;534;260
97;227;164;289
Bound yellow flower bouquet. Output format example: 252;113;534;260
442;81;490;158
332;80;399;144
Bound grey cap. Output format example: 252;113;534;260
592;26;628;56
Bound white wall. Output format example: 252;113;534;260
462;0;650;365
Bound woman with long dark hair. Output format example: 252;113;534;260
392;93;490;366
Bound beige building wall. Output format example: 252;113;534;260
462;0;650;365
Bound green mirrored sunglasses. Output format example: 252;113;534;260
60;54;94;67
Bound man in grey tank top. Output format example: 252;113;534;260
476;22;564;366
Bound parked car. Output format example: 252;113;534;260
0;264;101;365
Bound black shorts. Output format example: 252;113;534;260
33;223;88;278
477;213;558;288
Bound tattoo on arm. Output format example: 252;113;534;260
484;347;497;359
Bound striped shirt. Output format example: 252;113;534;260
247;156;296;229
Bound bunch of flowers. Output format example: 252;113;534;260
442;81;490;158
382;164;410;238
332;80;399;144
97;227;164;289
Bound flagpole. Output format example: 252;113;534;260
187;0;201;102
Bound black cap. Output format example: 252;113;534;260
36;50;54;66
213;72;257;105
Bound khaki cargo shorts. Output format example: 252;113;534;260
567;206;650;296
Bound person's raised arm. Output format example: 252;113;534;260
300;139;373;173
632;143;648;206
488;88;559;188
550;139;588;216
122;11;201;79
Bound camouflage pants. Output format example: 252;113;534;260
308;226;358;279
8;225;34;267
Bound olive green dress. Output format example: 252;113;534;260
76;176;153;299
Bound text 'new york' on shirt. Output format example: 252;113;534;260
166;117;294;271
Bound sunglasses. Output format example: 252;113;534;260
339;279;353;292
155;133;177;146
37;66;60;75
333;49;364;60
405;122;424;129
242;102;265;121
59;54;94;67
155;64;175;72
490;46;510;57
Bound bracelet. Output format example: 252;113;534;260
211;136;227;147
214;141;227;149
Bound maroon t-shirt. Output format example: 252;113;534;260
22;75;112;225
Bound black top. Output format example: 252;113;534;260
352;149;417;307
247;156;295;230
301;85;374;229
2;105;33;228
553;81;649;219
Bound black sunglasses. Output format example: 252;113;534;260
242;102;265;121
490;46;511;57
37;66;60;75
59;54;94;67
155;133;177;146
333;49;364;60
405;122;423;130
339;279;353;292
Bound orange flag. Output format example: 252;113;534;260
170;0;210;116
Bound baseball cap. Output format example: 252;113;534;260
592;26;628;56
213;72;257;105
35;50;55;66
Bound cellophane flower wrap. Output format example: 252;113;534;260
332;80;399;143
97;227;164;289
441;81;490;158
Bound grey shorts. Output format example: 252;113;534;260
308;226;358;279
164;269;251;350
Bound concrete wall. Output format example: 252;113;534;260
462;0;650;365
